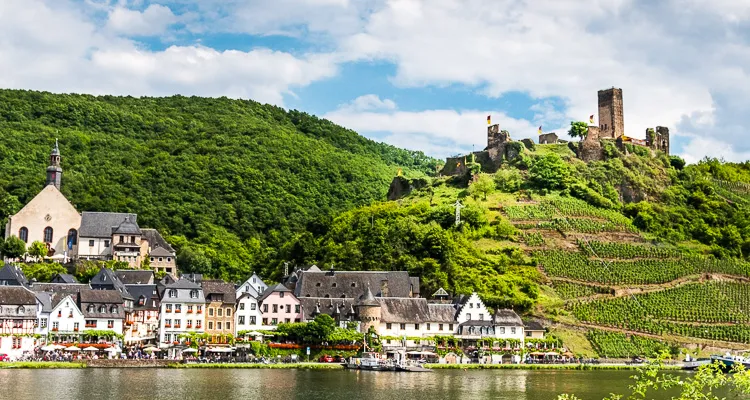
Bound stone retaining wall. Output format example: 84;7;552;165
84;359;176;368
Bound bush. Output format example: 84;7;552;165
529;153;571;190
669;155;686;170
494;168;523;192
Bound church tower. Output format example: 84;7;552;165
46;139;62;190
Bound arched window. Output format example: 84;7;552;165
67;229;77;249
18;227;28;243
43;227;53;243
110;306;118;313
17;306;24;314
99;305;106;313
88;305;94;313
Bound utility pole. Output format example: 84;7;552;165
453;200;465;226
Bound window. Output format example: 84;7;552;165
197;306;202;314
19;227;28;243
271;318;278;325
165;319;172;326
467;313;472;320
351;283;356;287
438;324;443;331
399;323;406;330
86;320;96;327
209;308;214;316
511;327;516;334
426;323;431;331
239;316;245;325
226;322;231;330
190;290;198;299
479;313;484;320
239;303;245;310
217;322;222;330
52;322;59;330
295;304;300;313
43;227;53;243
107;320;114;328
262;304;268;312
226;308;231;317
99;305;106;313
285;305;290;313
315;283;321;287
332;283;337;287
196;321;201;328
40;318;47;328
279;292;284;298
272;304;278;313
217;308;223;317
104;239;110;248
386;323;392;329
169;289;177;298
13;319;23;328
251;303;257;310
470;303;474;308
150;257;154;262
166;304;172;312
120;235;124;243
175;305;181;313
526;331;531;337
262;318;268;325
165;333;171;342
208;322;213;329
111;306;118;313
499;327;505;334
130;235;136;243
284;318;290;323
414;324;419;330
187;320;192;328
138;296;145;306
187;305;193;313
158;257;163;262
167;257;171;262
449;324;453;331
73;322;79;330
250;316;256;324
174;319;181;327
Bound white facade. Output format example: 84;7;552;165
235;294;264;333
48;295;86;334
236;273;268;298
456;293;492;324
158;284;206;348
76;237;111;259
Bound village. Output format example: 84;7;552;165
0;142;556;366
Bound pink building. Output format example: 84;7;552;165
258;284;301;326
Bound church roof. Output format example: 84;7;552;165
50;140;60;156
80;212;138;238
113;215;142;235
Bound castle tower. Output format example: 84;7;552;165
356;285;381;334
597;88;624;139
46;139;62;190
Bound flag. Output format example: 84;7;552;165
397;168;403;177
487;115;491;125
538;126;542;134
589;114;594;124
456;162;461;168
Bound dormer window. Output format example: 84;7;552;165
111;306;118;313
316;283;321;287
169;289;177;298
88;305;94;312
351;283;356;287
190;290;198;299
99;306;106;313
279;292;284;298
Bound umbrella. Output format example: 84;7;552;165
83;346;99;352
544;352;558;356
143;346;161;352
51;344;66;350
105;347;121;353
41;345;57;351
245;331;265;336
529;352;545;356
207;347;234;353
65;345;81;351
182;348;198;353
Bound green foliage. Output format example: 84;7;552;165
552;282;613;300
19;262;67;282
275;314;362;344
529;154;571;190
585;330;678;358
1;236;26;259
494;168;522;192
567;121;588;140
73;260;129;283
670;155;686;170
27;241;47;259
0;90;436;282
468;174;495;200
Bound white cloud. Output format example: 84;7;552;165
107;4;178;36
336;94;397;112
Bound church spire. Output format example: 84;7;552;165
46;139;62;190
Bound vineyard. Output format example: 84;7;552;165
711;179;750;205
577;240;682;259
586;330;678;358
552;281;613;300
570;282;750;343
519;232;545;246
536;250;750;285
503;198;638;234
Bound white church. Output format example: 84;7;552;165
3;141;178;276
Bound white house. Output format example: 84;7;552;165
48;293;86;336
236;273;268;298
34;291;52;336
78;289;125;336
158;278;205;357
235;292;264;333
456;292;492;325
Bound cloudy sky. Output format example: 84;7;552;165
2;0;749;162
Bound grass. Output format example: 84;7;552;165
170;362;345;369
0;361;87;369
424;363;679;370
547;327;599;358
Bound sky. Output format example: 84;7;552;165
1;0;750;163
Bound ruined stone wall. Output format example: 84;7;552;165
598;88;624;139
538;133;558;144
579;126;604;162
487;124;510;149
647;126;670;155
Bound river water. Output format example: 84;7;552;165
0;368;729;400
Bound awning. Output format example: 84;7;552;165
207;347;235;353
406;351;437;356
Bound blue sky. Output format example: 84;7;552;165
2;0;750;162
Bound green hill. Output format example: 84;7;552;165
0;89;437;279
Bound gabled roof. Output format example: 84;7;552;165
161;278;204;302
376;297;433;323
432;288;449;298
0;263;28;286
51;273;77;283
49;291;81;309
78;289;125;319
79;289;123;304
79;212;137;238
357;285;378;306
202;280;236;304
31;283;90;293
113;215;141;235
524;320;545;331
166;278;201;290
149;247;174;257
35;291;53;313
141;229;175;253
115;270;154;285
294;270;418;299
494;309;524;327
258;283;292;303
90;268;132;300
0;286;37;305
428;303;457;322
125;284;160;311
182;273;203;284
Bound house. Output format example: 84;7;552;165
124;284;160;344
455;293;492;325
258;283;302;327
78;289;125;335
77;212;135;261
158;278;205;357
453;293;525;344
47;291;86;338
34;291;52;336
524;320;546;339
4;142;82;259
141;229;177;276
50;273;77;284
0;263;28;287
115;269;155;285
202;280;237;343
235;292;264;333
0;286;39;358
89;268;134;310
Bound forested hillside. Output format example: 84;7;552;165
0;90;437;279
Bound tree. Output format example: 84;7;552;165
568;121;588;140
494;168;523;192
468;174;495;200
20;263;66;282
1;236;26;259
529;153;571;190
27;241;48;259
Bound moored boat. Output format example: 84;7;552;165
709;352;750;370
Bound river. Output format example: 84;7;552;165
0;368;728;399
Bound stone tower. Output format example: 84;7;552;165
356;285;381;334
598;88;624;139
646;126;670;155
46;139;62;190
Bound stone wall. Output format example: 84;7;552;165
579;126;604;162
386;176;429;200
538;133;558;144
598;88;624;139
84;359;176;368
646;126;670;155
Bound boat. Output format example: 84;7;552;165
681;355;711;370
395;361;433;373
709;352;750;370
344;352;394;371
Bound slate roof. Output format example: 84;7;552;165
299;297;356;320
161;278;204;303
141;229;175;254
113;215;141;235
166;278;201;290
376;297;441;324
0;263;29;286
30;283;91;293
51;273;78;283
258;283;292;303
115;270;154;285
49;290;82;309
78;289;125;319
149;247;174;257
79;212;138;238
494;309;524;327
294;270;418;299
428;303;458;323
201;280;237;304
90;268;133;300
125;284;160;311
182;273;203;284
35;291;53;313
357;285;378;306
524;320;545;331
0;286;37;305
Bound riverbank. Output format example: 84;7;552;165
0;361;680;370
